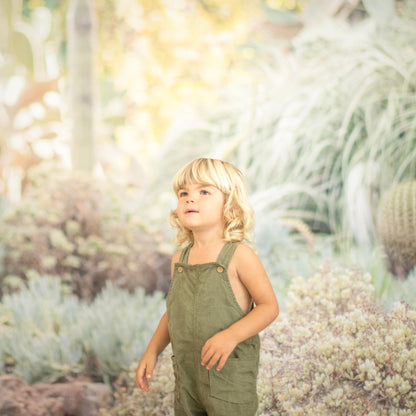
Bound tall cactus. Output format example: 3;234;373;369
377;181;416;277
67;0;96;173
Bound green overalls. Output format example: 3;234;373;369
166;242;260;416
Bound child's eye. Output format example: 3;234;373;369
178;191;188;198
200;189;210;195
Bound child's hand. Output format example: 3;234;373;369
135;353;157;392
201;330;237;371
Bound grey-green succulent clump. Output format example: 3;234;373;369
0;275;165;383
377;181;416;277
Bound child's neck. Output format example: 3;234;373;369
188;234;226;265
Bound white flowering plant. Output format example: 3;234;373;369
258;267;416;416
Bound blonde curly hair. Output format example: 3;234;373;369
170;158;254;246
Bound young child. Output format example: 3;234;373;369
136;158;279;416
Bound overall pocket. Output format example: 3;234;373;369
209;357;258;404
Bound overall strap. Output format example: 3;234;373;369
216;242;240;269
179;244;192;263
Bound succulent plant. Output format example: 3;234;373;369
377;181;416;277
258;267;416;416
0;274;166;383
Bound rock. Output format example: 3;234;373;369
0;398;22;416
0;375;65;416
0;375;111;416
0;374;26;391
0;375;60;416
79;383;112;416
34;380;111;416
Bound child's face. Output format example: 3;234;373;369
176;182;225;234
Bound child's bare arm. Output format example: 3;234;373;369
201;244;279;371
136;251;181;391
136;312;170;391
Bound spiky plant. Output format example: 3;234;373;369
377;181;416;277
0;274;166;383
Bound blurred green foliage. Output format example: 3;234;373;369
0;273;165;383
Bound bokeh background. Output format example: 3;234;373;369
1;1;416;415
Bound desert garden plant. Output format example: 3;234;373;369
0;274;84;383
0;274;166;383
3;5;416;415
258;267;416;416
80;282;166;383
0;165;171;300
377;181;416;277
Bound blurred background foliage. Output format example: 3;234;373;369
1;0;416;404
1;0;415;305
1;0;373;194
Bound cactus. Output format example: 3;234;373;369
377;181;416;277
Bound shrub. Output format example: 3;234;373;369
0;166;170;300
0;274;84;383
80;282;166;382
0;274;166;384
258;267;416;416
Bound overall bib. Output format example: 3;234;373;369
166;242;260;416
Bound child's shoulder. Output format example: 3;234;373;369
232;243;265;276
235;242;256;254
233;242;259;261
